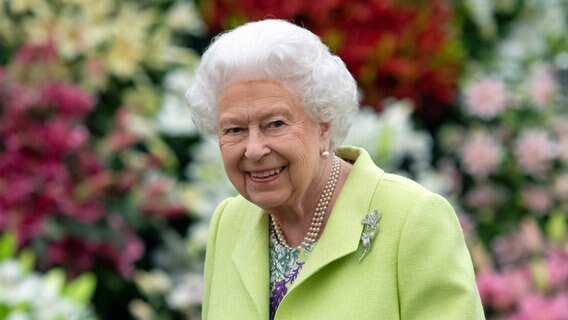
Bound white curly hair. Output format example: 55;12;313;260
185;19;359;148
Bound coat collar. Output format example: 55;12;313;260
231;205;270;319
230;146;384;317
288;146;384;291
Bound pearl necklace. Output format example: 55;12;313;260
271;155;341;249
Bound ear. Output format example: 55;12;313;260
319;121;332;146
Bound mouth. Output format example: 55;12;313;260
248;166;287;181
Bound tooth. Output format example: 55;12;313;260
251;167;282;178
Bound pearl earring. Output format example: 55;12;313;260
321;150;330;159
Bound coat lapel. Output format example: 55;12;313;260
232;205;270;319
289;147;384;291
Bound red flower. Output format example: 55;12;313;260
42;82;96;117
200;0;462;122
13;42;57;65
2;41;188;279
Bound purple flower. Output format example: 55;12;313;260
270;262;304;320
270;281;287;320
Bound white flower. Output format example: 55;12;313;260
344;100;432;172
156;94;197;136
129;299;157;320
134;270;173;297
6;312;30;320
186;221;210;256
156;69;199;136
185;137;236;219
529;64;557;108
0;259;96;319
465;0;497;39
496;0;567;66
166;1;207;35
166;273;204;309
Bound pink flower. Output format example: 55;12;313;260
464;78;508;119
553;173;568;200
518;219;543;253
514;130;556;176
521;186;553;215
492;234;527;267
100;233;145;278
42;119;89;156
546;250;568;290
508;294;568;320
13;43;57;65
0;169;36;207
457;212;475;238
529;65;557;108
477;271;522;311
46;237;98;276
460;133;502;178
491;219;544;266
559;144;568;164
556;133;568;164
466;184;505;208
438;159;463;194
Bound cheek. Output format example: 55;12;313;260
219;143;245;185
286;127;321;160
219;138;244;158
285;124;317;146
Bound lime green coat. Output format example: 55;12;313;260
203;146;485;319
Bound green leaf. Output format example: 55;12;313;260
63;273;97;304
0;233;16;261
44;268;66;292
375;126;394;167
0;304;10;319
17;249;35;273
546;211;567;244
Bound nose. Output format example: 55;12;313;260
244;129;270;161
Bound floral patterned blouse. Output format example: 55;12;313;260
269;227;314;320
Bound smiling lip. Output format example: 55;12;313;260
248;166;286;183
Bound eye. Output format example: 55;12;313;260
267;120;286;129
224;127;245;135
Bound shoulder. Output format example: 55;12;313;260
338;146;456;229
337;145;437;204
378;171;456;231
380;171;434;200
210;195;260;231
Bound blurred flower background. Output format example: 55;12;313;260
0;0;567;319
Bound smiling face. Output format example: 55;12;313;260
217;80;331;213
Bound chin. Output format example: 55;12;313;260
247;196;284;211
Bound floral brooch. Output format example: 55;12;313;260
359;209;381;262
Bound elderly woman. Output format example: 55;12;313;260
186;19;484;320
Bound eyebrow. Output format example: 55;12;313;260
218;103;294;126
257;104;294;119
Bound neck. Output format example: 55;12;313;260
271;155;343;249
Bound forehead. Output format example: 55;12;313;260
218;80;300;113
